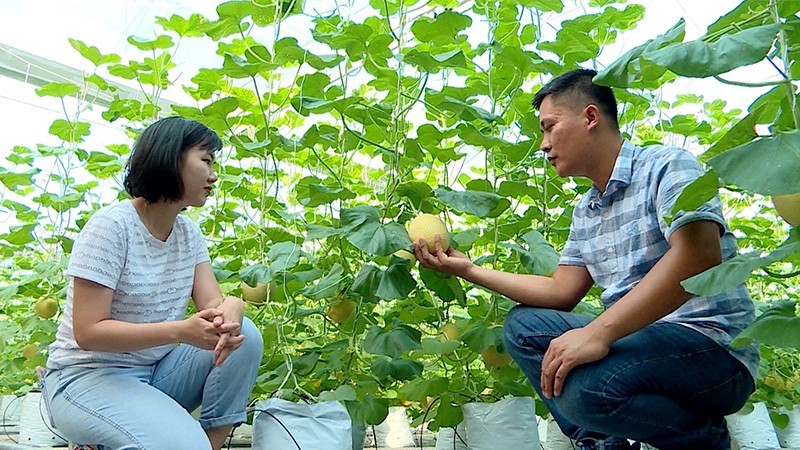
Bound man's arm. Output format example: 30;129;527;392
414;236;594;311
540;220;723;398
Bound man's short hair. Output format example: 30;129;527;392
532;69;619;129
124;117;222;203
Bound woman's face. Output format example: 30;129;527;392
180;145;217;207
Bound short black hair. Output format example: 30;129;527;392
532;69;619;129
124;117;222;203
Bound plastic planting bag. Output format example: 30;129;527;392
366;406;415;448
251;398;352;450
462;397;539;450
18;391;67;447
725;402;780;450
435;422;469;450
774;407;800;449
544;413;576;450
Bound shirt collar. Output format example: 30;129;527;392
587;139;635;210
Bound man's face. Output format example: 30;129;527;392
538;95;591;178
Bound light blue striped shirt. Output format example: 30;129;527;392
560;140;759;380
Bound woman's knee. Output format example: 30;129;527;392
239;317;263;355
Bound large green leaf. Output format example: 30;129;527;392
731;301;800;349
500;230;560;276
594;19;686;88
707;131;800;195
667;170;721;223
641;24;780;78
340;206;412;256
295;176;356;207
397;377;449;402
410;11;472;46
299;263;345;300
434;187;508;218
419;268;465;304
363;319;422;358
267;242;301;273
371;356;423;381
682;233;800;297
376;258;417;300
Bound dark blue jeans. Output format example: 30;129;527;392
503;306;754;450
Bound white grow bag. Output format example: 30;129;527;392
726;402;780;450
251;398;352;450
462;397;539;450
18;391;67;447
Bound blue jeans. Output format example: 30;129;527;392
503;306;754;450
42;318;263;449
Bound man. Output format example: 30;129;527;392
413;69;757;450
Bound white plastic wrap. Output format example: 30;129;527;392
462;397;540;450
435;422;469;450
251;398;352;450
18;391;67;447
726;402;780;450
368;406;415;448
774;407;800;449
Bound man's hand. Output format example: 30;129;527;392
540;326;612;399
413;235;474;277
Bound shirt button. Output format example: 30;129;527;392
603;211;611;219
607;247;614;254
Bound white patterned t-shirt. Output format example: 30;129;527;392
46;200;210;369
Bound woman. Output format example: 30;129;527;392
42;117;263;450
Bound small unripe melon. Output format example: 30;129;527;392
772;193;800;227
408;214;450;252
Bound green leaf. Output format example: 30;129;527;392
295;176;355;207
707;131;800;195
305;224;344;241
2;224;35;246
299;263;345;300
346;395;389;425
352;264;381;303
419;268;465;304
666;170;721;223
397;377;449;402
461;323;503;353
363;319;422;358
267;242;301;273
68;38;120;66
731;301;800;349
35;82;80;98
0;169;38;190
500;230;560;276
49;119;91;143
595;19;685;88
371;356;423;381
410;11;472;46
240;264;272;286
127;35;174;51
419;338;461;355
434;187;508;218
405;48;469;73
340;206;412;256
432;393;463;427
642;24;780;78
155;14;207;38
701;104;767;163
518;0;563;12
319;385;358;402
682;234;800;297
376;258;417;300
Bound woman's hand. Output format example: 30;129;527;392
210;296;246;366
413;234;474;277
178;308;237;350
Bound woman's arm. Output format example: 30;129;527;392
72;277;231;352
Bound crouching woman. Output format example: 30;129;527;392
42;117;263;450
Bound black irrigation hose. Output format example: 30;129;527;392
253;409;302;450
2;397;20;444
